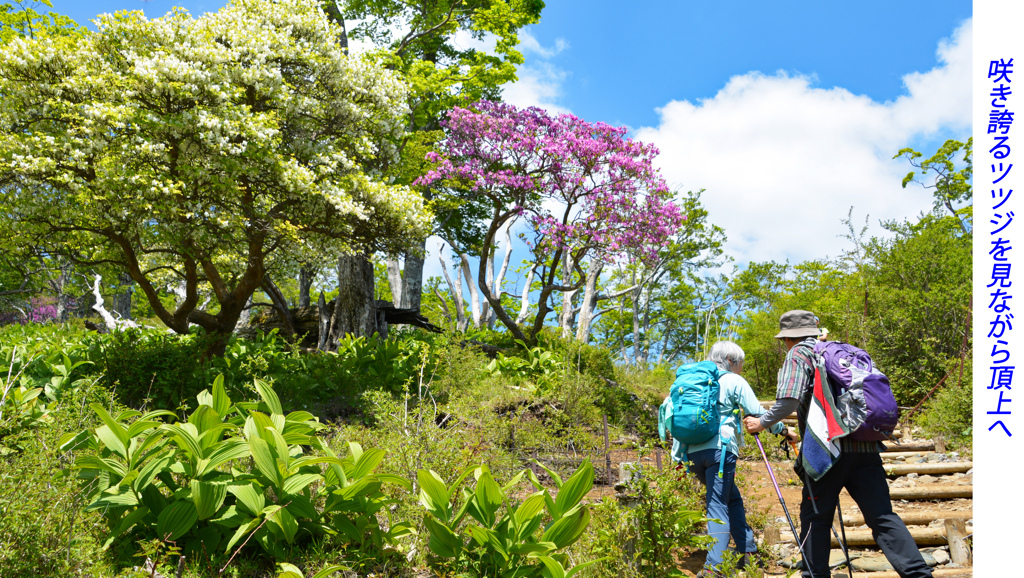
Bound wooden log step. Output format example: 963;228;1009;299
884;462;973;477
766;571;971;578
842;510;972;526
881;451;933;461
781;527;950;546
888;486;973;500
946;518;972;566
883;441;935;452
845;570;971;578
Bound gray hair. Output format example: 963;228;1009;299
708;341;745;373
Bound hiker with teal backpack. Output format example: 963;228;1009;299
659;341;798;577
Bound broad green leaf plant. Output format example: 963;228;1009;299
418;459;608;577
0;344;50;449
62;375;413;565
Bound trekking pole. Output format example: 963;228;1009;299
752;432;816;578
784;433;853;577
786;437;800;457
835;497;854;578
801;471;855;577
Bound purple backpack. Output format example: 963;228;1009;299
813;341;900;441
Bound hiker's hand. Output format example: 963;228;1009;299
743;416;765;434
784;429;800;443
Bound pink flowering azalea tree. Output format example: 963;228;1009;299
418;100;685;345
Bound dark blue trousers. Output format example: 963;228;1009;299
799;452;932;578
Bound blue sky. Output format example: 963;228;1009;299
520;1;971;128
46;0;972;267
56;2;971;124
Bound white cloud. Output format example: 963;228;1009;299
502;62;571;114
634;19;972;266
518;31;568;59
501;31;571;114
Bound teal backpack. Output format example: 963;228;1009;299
669;360;731;476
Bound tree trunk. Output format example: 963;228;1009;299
386;256;403;306
516;265;536;326
400;243;425;310
438;246;467;331
326;254;379;349
112;271;133;320
575;260;603;342
525;246;585;345
631;269;642;365
298;265;314;308
234;295;253;332
51;257;72;322
42;256;73;323
488;226;513;329
481;249;494;327
455;264;469;332
475;207;532;344
322;2;349;53
317;291;331;351
640;285;653;364
559;252;576;338
459;252;483;328
91;274;141;331
262;275;298;337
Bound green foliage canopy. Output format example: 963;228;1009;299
0;0;80;44
895;137;973;232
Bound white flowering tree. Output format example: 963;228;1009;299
0;0;429;339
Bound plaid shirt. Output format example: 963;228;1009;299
777;337;880;453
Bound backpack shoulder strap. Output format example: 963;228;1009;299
718;370;742;410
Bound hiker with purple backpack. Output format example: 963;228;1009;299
744;310;932;578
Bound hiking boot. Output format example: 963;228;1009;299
695;569;721;578
739;552;764;570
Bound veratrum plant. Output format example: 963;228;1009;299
336;335;431;392
419;459;608;577
484;340;564;396
61;375;413;563
0;345;50;451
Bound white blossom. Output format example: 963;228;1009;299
0;0;431;276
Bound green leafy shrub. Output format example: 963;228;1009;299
0;383;109;576
79;324;440;420
208;331;437;419
335;334;435;393
576;449;708;578
89;328;215;410
1;326;97;440
419;459;607;577
555;337;617;383
1;339;97;450
918;353;972;452
1;346;48;448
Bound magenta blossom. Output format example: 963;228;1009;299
417;100;686;265
418;100;687;343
